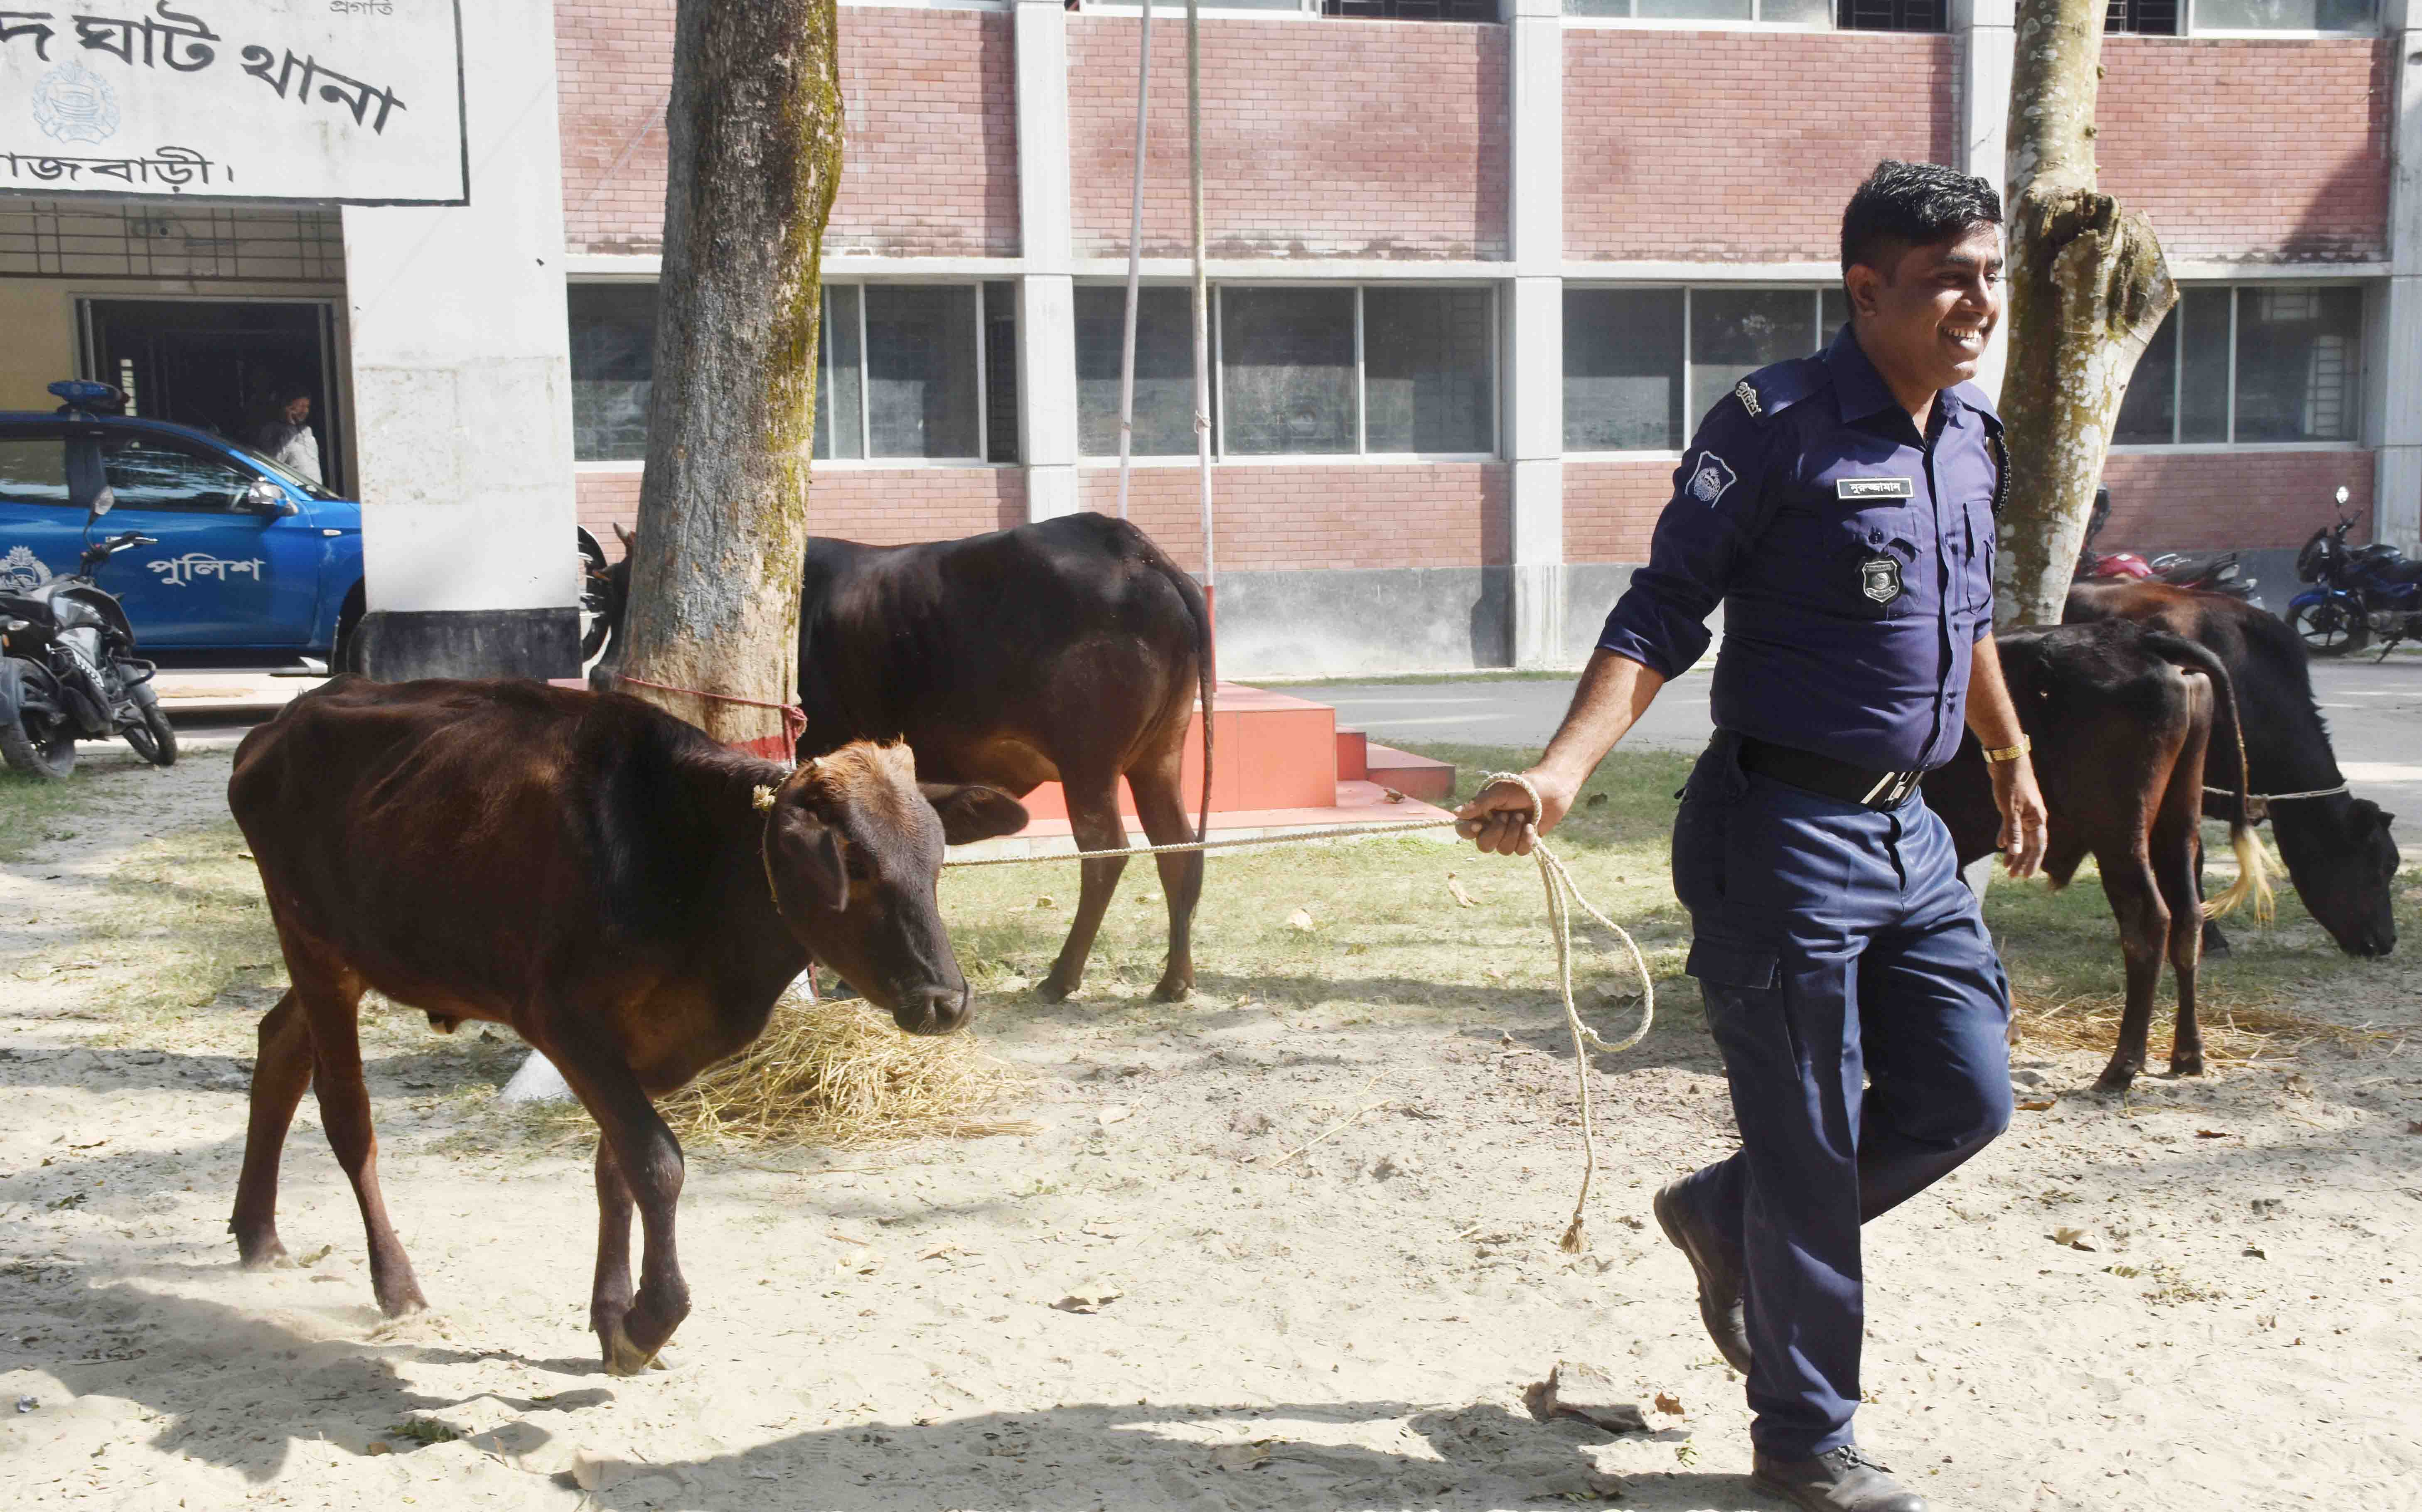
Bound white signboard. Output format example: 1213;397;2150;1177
0;2;465;205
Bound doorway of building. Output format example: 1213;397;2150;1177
79;299;343;493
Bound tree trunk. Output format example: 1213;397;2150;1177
1997;0;2176;628
618;0;844;752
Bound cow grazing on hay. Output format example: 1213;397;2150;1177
2065;580;2397;957
225;677;1026;1372
596;513;1214;1003
1925;621;2272;1092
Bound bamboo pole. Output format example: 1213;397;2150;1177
1114;0;1153;520
1185;0;1215;606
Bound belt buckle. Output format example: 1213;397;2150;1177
1861;768;1921;810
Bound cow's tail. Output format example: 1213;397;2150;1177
1129;525;1215;844
2145;630;2273;924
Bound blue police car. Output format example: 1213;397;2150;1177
0;394;364;662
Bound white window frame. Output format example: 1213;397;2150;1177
1076;277;1500;464
816;278;1003;469
1559;0;1836;30
2174;0;2382;39
566;278;660;474
2106;280;2370;454
1561;282;1840;461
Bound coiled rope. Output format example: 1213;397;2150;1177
943;772;1655;1254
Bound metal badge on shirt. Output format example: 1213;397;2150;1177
1687;452;1738;507
1858;555;1904;605
1837;477;1915;501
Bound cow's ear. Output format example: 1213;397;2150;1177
921;783;1028;847
613;522;636;552
767;808;849;914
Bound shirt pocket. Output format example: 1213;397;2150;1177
1958;497;1997;616
1832;503;1919;622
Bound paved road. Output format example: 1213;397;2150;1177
1315;658;2422;852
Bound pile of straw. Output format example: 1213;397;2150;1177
657;989;1030;1149
2010;986;2399;1069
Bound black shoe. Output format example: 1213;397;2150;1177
1751;1447;1928;1512
1652;1179;1751;1374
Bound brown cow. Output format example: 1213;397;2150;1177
1925;621;2271;1092
226;677;1026;1372
594;513;1214;1003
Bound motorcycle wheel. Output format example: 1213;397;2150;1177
2288;599;2370;657
123;701;177;768
0;712;77;781
577;528;612;663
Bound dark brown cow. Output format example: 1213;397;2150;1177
2065;580;2397;957
598;512;1213;1002
1925;621;2271;1092
226;677;1026;1372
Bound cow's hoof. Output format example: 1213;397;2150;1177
1035;976;1079;1004
374;1287;430;1320
234;1234;288;1270
1151;978;1193;1004
2169;1053;2206;1079
599;1323;655;1377
2091;1066;2138;1096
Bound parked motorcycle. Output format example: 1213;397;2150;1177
2287;485;2422;659
0;394;177;780
2073;486;2257;598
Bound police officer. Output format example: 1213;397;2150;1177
1460;161;2048;1512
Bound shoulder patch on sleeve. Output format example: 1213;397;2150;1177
1732;355;1826;425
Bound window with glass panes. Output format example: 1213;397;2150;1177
1564;286;1848;452
1563;0;1829;20
1076;284;1495;457
2104;0;2179;33
2111;285;2363;447
568;284;657;463
2191;0;2373;29
1839;0;1947;30
812;283;1019;462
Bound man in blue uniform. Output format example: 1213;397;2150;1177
1460;162;2048;1512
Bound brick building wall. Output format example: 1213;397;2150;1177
1564;460;1677;564
1564;31;1960;261
1067;17;1509;260
580;467;1028;558
2099;450;2373;552
1078;464;1511;572
2098;39;2390;264
556;4;1019;258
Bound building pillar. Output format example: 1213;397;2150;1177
341;2;579;680
1016;0;1081;520
1507;0;1564;668
2378;2;2422;551
1955;0;2015;404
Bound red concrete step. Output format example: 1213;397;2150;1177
1016;682;1338;822
1335;727;1369;783
1363;741;1455;804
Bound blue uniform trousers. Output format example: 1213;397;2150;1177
1666;734;2012;1460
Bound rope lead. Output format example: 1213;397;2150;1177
943;771;1655;1254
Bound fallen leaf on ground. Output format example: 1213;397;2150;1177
2016;1099;2056;1112
1654;1392;1684;1415
826;1230;871;1246
2407;1121;2422;1135
1585;792;1609;808
2196;1129;2234;1139
1285;908;1316;932
1097;1105;1134;1127
1446;873;1477;909
1209;1443;1271;1471
1033;895;1057;910
297;1243;334;1267
2050;1227;2097;1252
916;1244;959;1262
1381;788;1406;804
1052;1290;1121;1314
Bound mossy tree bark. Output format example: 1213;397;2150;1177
618;0;843;749
1998;0;2175;628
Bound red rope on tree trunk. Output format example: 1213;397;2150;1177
616;674;807;754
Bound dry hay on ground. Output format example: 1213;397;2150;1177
2010;985;2401;1069
656;989;1031;1149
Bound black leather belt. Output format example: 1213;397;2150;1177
1737;735;1924;812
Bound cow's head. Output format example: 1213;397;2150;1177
757;741;1027;1033
585;526;635;690
2273;795;2399;958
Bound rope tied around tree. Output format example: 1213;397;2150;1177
617;675;808;752
943;771;1655;1253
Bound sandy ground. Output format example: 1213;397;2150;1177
3;749;2420;1511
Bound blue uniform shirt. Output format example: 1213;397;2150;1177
1598;325;2004;773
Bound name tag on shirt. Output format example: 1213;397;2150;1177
1837;477;1915;500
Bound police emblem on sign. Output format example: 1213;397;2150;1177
1687;452;1737;507
1859;555;1903;605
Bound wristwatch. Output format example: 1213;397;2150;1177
1982;734;2032;765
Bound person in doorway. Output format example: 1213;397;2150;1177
253;388;322;487
1458;161;2048;1512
